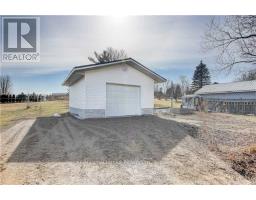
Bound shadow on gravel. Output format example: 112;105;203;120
8;115;198;162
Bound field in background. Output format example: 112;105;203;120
1;99;181;129
154;99;181;108
0;100;68;129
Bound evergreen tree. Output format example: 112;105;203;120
191;60;211;92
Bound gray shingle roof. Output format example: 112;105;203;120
195;80;256;94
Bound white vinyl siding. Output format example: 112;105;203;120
84;63;154;111
69;76;86;109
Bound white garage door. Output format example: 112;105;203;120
106;83;141;117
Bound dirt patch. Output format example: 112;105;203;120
7;116;190;162
0;115;250;184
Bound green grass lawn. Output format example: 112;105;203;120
0;100;68;129
154;98;181;108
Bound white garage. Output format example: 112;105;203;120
63;58;166;119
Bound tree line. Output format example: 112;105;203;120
0;92;45;103
154;60;212;100
154;77;192;101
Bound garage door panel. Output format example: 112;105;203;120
106;84;141;117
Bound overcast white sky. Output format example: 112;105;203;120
1;16;236;94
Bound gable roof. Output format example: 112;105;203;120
195;80;256;95
62;58;166;86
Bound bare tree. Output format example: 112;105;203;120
237;69;256;81
161;80;170;98
202;16;256;73
155;80;174;99
179;75;190;96
173;84;182;102
0;75;12;94
88;47;128;64
166;81;175;98
154;84;164;99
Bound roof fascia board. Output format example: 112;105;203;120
197;90;256;95
63;58;166;85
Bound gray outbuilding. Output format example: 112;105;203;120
194;80;256;114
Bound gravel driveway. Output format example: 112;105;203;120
0;115;249;184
